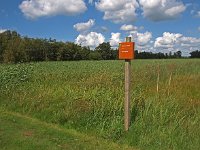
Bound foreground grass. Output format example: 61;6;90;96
0;108;133;150
0;59;200;149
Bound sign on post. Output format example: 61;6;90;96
119;37;135;131
119;42;135;60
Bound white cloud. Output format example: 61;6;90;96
88;0;93;4
154;32;182;48
129;31;152;47
73;19;95;32
139;0;186;21
179;36;200;47
123;31;200;55
0;29;7;33
109;33;121;47
137;32;152;46
120;24;137;31
75;32;105;48
95;0;139;23
154;32;200;55
19;0;87;19
128;31;153;51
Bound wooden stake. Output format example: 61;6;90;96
124;37;131;131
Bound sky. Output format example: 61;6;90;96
0;0;200;56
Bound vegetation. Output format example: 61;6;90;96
0;108;132;150
1;30;199;63
0;59;200;149
190;50;200;58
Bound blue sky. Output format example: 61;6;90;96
0;0;200;55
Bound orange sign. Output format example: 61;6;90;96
119;42;135;60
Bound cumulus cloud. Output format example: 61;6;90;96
110;33;121;47
137;32;152;46
120;24;137;31
73;19;95;32
95;0;139;23
179;36;200;48
139;0;186;21
88;0;93;4
124;30;200;55
154;32;200;55
154;32;182;48
75;32;105;48
129;31;152;51
0;29;7;33
19;0;87;19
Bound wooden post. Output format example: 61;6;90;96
124;37;131;131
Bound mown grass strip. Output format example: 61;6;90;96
0;108;135;150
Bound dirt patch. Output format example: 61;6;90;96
22;130;34;137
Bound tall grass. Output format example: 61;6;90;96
0;59;200;149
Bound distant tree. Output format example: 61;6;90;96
79;46;90;60
134;50;183;59
14;38;28;63
88;51;101;60
95;42;112;60
59;42;82;61
165;53;168;58
0;30;187;63
0;31;12;62
169;51;172;58
47;41;62;61
177;51;182;58
59;43;71;61
190;50;200;58
135;50;139;59
110;49;118;60
174;51;182;58
0;30;28;63
26;39;46;61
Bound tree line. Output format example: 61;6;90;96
0;30;199;63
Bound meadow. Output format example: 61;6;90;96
0;59;200;150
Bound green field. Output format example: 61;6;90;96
0;59;200;150
0;108;133;150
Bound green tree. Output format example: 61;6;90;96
95;42;112;60
1;31;28;63
190;50;200;58
88;51;101;60
174;51;182;58
47;41;61;61
60;42;87;61
26;38;47;61
79;46;90;60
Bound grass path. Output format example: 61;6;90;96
0;108;135;150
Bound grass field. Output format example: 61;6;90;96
0;108;133;150
0;59;200;149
